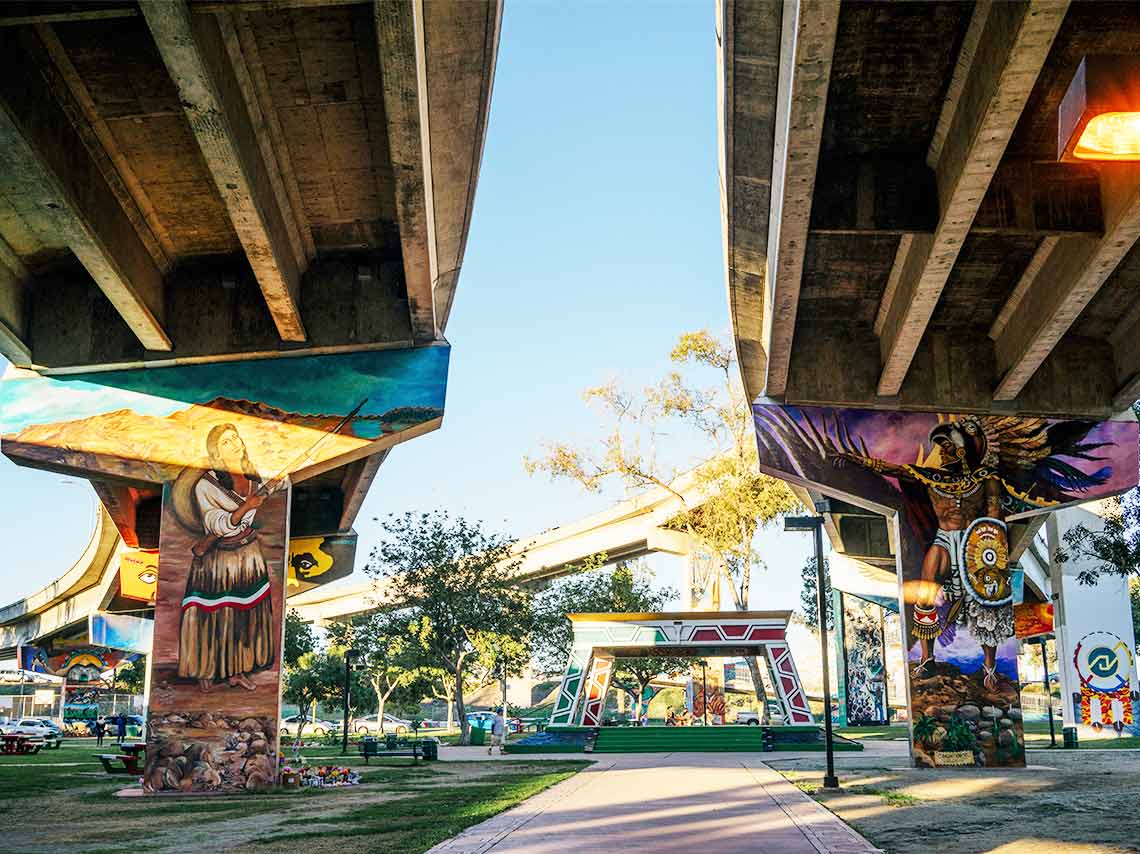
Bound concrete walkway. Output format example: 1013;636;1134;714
427;752;882;854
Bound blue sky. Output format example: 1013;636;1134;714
0;1;813;612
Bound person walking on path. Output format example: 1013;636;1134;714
94;717;105;747
488;713;505;755
116;715;126;744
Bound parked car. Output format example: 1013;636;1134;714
466;712;522;733
32;717;63;735
353;713;410;735
734;703;787;726
279;715;337;737
3;718;62;748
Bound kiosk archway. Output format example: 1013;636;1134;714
550;611;814;727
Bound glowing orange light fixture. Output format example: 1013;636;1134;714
1073;112;1140;160
1058;56;1140;162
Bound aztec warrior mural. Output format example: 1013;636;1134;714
753;405;1138;767
0;348;449;792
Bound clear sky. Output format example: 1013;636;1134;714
0;0;813;613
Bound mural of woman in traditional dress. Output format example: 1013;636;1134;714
171;424;286;693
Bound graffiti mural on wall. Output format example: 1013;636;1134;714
754;405;1137;767
840;594;888;726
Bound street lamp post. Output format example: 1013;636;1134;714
701;661;708;726
342;648;359;755
1039;636;1057;748
785;501;839;789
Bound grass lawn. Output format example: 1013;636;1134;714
2;738;587;854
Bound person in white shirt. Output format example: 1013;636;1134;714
489;713;505;755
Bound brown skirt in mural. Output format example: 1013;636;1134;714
178;540;275;682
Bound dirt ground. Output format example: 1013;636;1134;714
772;743;1140;854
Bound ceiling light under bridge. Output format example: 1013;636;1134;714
1059;56;1140;162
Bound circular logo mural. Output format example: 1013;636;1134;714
1074;632;1133;693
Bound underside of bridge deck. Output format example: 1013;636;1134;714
721;0;1140;418
0;0;499;534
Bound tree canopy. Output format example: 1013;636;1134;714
525;330;799;715
367;511;532;744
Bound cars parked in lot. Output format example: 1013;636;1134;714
734;703;786;726
352;713;411;735
278;715;338;737
466;711;522;732
1;718;62;748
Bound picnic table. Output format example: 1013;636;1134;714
1;733;44;755
95;742;147;774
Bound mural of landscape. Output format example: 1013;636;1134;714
754;405;1138;767
0;347;449;484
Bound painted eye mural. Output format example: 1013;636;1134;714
119;548;159;603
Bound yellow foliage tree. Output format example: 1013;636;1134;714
525;331;799;716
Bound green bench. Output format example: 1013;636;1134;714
359;735;437;764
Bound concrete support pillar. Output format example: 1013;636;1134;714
144;478;292;793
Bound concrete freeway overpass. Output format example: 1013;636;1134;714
721;1;1140;417
0;466;714;653
0;0;500;554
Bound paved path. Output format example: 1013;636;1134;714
427;752;881;854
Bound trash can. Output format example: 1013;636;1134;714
422;739;439;760
469;726;486;746
1063;726;1079;749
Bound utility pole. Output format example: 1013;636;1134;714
341;648;359;755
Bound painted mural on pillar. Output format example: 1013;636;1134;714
753;405;1137;767
144;445;292;794
287;532;357;593
18;644;136;681
1072;631;1136;732
839;594;888;726
0;346;449;485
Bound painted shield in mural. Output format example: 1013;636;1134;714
959;517;1012;607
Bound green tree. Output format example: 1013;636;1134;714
532;557;668;675
799;556;834;630
525;331;799;714
368;511;533;745
282;650;339;741
1055;491;1140;584
1131;578;1140;649
327;612;422;733
612;657;696;720
284;608;316;669
115;657;147;695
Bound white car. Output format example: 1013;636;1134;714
353;713;410;735
3;718;62;748
279;715;337;737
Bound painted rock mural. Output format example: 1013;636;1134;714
753;405;1138;767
